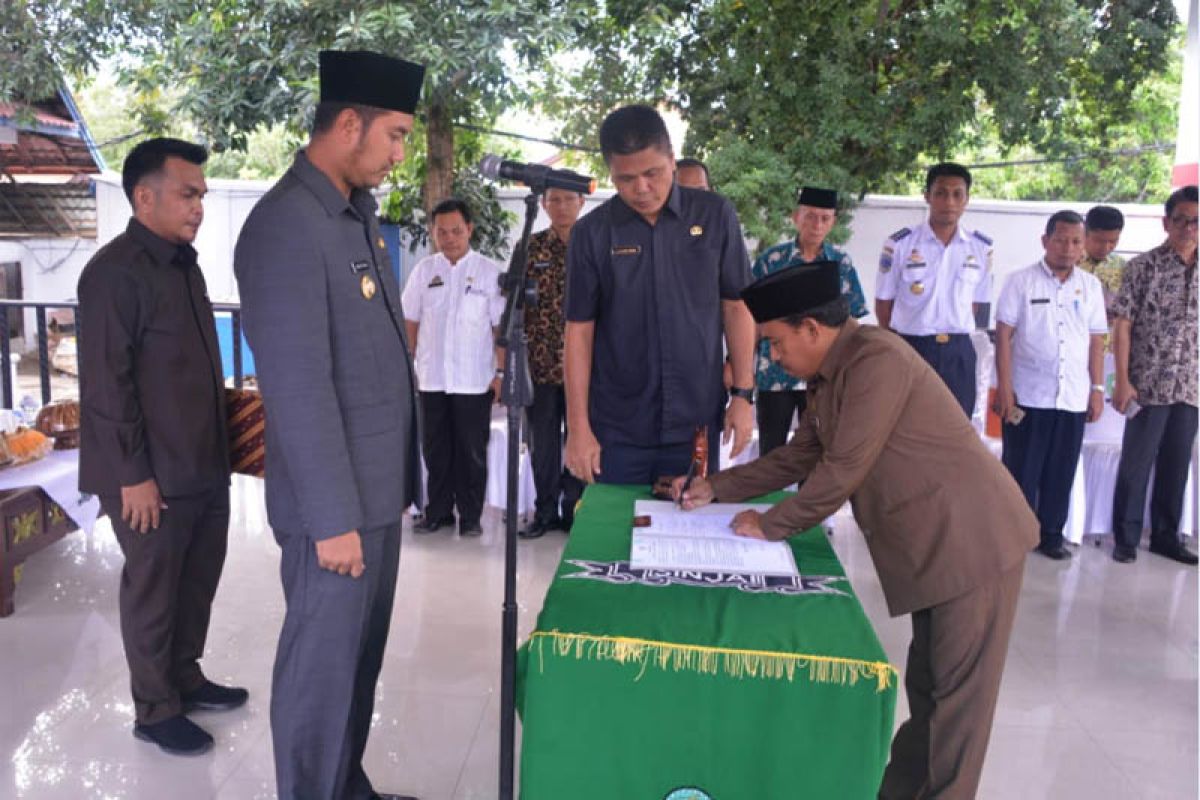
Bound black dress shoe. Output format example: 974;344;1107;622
133;715;213;756
181;680;249;712
1149;541;1199;565
519;517;559;539
1035;543;1072;561
558;514;574;532
1112;546;1138;564
413;515;454;534
459;521;483;537
372;793;420;800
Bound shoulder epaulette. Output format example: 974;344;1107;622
972;230;993;246
888;227;911;242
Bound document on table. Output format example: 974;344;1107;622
629;500;800;577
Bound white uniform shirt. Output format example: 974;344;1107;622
995;261;1107;412
876;222;994;335
401;249;504;394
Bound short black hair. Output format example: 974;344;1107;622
1084;205;1124;232
312;101;385;136
599;105;673;163
430;197;472;226
676;158;709;180
779;296;850;329
1165;185;1198;218
924;162;972;193
1045;210;1085;236
122;137;207;202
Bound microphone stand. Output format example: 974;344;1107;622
496;189;539;800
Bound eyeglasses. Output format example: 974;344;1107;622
1169;215;1199;229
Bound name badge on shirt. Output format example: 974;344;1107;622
965;256;980;270
428;275;445;288
611;245;642;256
350;260;370;274
1030;298;1050;305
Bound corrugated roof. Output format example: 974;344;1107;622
0;102;76;131
0;182;97;238
0;93;103;176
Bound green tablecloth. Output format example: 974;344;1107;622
517;484;897;800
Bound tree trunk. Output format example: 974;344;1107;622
424;101;456;234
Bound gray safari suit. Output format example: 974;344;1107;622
234;150;419;800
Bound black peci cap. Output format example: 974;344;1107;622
741;261;841;323
319;50;425;114
795;186;838;209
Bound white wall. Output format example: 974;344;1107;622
0;238;98;352
91;170;1173;319
94;171;272;303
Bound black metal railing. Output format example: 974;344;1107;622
0;299;247;410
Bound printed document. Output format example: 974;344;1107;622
630;500;800;577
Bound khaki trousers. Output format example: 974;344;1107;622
879;559;1025;799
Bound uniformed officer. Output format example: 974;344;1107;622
79;137;245;757
751;186;868;456
234;50;424;800
875;162;993;417
676;261;1036;799
564;105;756;485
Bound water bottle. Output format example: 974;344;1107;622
18;395;39;427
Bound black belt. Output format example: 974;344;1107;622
901;333;968;344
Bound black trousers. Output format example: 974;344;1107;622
1112;402;1199;552
528;383;584;523
756;389;807;457
900;334;976;418
1000;406;1085;549
101;485;230;725
271;524;400;800
420;390;492;526
598;420;723;486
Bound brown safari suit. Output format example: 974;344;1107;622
709;320;1037;799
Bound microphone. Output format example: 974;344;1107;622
478;154;596;195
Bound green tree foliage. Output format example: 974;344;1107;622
671;0;1179;242
4;0;1184;254
0;1;163;103
380;122;518;259
4;1;584;260
74;70;301;180
126;1;583;218
896;52;1183;204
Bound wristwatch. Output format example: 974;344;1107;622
1090;384;1105;393
730;386;756;404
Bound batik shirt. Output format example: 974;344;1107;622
1111;243;1198;407
751;240;868;391
525;228;569;385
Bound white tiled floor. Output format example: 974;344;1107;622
1;475;1196;799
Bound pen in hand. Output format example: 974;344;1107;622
678;459;698;510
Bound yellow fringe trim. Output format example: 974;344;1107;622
530;630;896;692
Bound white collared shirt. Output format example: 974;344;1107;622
995;261;1107;412
401;249;504;394
876;221;994;335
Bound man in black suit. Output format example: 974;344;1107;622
78;137;246;757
